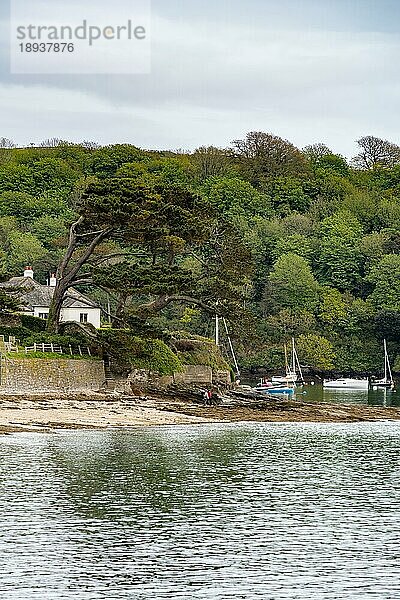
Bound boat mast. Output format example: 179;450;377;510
291;337;296;375
284;343;289;375
222;318;240;377
293;339;305;384
385;339;394;386
215;314;219;346
384;339;387;382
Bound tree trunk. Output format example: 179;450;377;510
46;280;68;333
45;216;112;333
112;295;128;328
135;294;213;320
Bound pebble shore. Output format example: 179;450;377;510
0;392;400;434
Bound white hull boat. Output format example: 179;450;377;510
373;379;394;389
372;340;395;389
271;338;304;387
271;373;297;385
323;378;369;390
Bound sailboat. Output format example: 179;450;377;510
372;339;394;389
271;338;305;386
254;338;304;395
215;313;240;380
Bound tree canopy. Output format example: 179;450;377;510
0;133;398;373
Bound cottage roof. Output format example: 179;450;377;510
0;276;100;311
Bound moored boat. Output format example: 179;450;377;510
264;386;295;395
372;340;394;389
254;383;295;395
323;378;369;390
271;338;305;386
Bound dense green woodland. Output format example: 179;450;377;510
0;133;399;375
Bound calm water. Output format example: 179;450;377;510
1;423;400;599
297;384;400;406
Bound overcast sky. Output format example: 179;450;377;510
1;0;400;157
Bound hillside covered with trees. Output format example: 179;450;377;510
0;133;399;375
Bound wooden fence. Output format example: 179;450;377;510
0;336;92;357
24;343;92;356
0;335;19;353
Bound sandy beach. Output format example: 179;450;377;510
0;394;213;434
0;392;400;434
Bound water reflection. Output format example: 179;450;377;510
45;426;256;519
1;424;400;599
299;384;400;407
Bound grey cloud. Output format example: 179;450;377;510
1;4;400;155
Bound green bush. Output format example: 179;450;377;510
22;333;88;347
20;315;46;332
173;335;230;370
0;325;33;343
20;333;100;357
133;338;183;374
99;329;182;375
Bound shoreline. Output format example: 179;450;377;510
1;392;400;434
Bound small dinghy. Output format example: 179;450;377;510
253;382;295;395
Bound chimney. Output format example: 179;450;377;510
49;273;57;287
24;266;34;279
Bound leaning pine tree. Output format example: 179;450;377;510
46;178;214;333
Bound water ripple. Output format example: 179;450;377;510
0;422;400;599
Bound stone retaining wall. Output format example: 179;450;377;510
114;365;230;393
0;358;105;393
173;365;213;385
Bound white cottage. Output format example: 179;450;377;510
1;267;101;328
